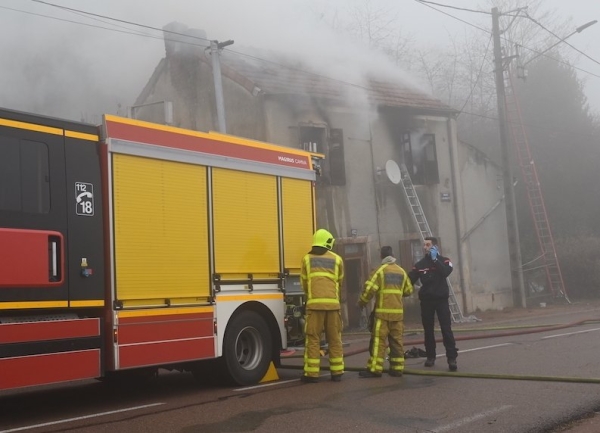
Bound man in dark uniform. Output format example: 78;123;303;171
408;236;458;371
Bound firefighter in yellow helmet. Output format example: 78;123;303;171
358;245;413;377
300;229;345;383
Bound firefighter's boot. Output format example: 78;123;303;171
424;358;435;367
359;370;382;378
331;374;343;382
301;375;319;384
448;358;458;372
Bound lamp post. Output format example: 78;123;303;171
210;39;234;133
523;20;597;67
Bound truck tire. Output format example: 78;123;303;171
222;310;272;386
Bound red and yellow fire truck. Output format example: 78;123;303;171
0;108;316;390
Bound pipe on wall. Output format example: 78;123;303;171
446;117;469;314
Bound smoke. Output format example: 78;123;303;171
1;0;599;122
0;0;428;123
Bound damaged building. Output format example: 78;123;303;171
132;22;514;327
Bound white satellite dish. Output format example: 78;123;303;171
385;160;402;184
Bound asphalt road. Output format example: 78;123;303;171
1;304;600;433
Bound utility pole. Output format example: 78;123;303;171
491;7;526;308
210;39;234;133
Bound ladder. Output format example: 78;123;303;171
399;163;465;322
503;68;570;303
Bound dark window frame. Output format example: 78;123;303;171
298;125;346;186
402;132;440;185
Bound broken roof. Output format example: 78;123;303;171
215;50;455;114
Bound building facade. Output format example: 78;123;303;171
133;23;513;326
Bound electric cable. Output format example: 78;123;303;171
459;109;600;141
13;1;600;143
412;0;600;79
24;1;379;94
31;0;213;43
30;0;600;83
414;0;492;15
457;34;493;116
524;11;600;68
0;5;169;41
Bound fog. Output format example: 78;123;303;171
1;0;599;122
0;0;421;122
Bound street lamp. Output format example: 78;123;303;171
523;20;597;67
210;39;235;133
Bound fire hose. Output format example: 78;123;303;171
278;318;600;384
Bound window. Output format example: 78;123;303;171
0;137;50;213
328;129;346;186
401;132;439;185
300;126;326;154
299;125;346;186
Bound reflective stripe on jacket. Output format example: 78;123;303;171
301;250;344;310
360;261;413;321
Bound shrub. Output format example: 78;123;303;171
554;235;600;299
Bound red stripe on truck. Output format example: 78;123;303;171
118;338;215;369
0;350;101;390
117;315;213;344
106;120;311;170
0;318;100;344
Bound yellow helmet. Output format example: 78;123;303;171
312;229;335;250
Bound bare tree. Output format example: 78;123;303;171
311;0;414;70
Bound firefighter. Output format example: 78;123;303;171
300;229;345;383
408;236;458;371
357;246;413;377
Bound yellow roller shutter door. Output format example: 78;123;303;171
212;168;279;277
113;154;210;303
281;178;314;274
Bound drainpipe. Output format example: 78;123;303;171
446;118;468;313
368;121;382;251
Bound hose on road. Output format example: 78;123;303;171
277;363;600;384
282;318;600;359
279;318;600;384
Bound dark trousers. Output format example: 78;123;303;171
420;297;458;359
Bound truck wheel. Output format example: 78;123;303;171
222;310;272;386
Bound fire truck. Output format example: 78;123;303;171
0;107;317;390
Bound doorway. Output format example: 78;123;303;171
345;258;363;330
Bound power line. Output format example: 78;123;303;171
412;0;600;79
458;34;493;115
414;0;491;15
31;0;212;43
13;1;600;143
0;5;167;41
524;12;600;68
460;109;599;141
26;0;382;94
412;0;490;33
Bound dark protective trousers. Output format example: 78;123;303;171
420;297;458;359
303;310;344;378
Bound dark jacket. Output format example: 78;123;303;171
408;254;453;300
